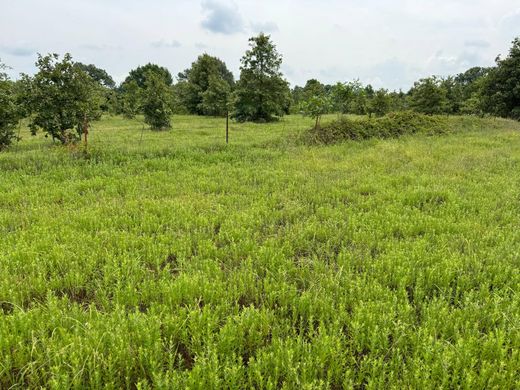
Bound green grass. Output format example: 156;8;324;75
1;114;520;389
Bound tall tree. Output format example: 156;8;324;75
233;33;291;122
177;54;234;115
481;37;520;119
75;62;116;89
123;63;173;89
22;53;102;144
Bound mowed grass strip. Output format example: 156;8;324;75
1;115;520;389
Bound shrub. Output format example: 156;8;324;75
305;111;449;144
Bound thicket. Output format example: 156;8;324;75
305;111;449;144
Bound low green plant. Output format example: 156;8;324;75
305;111;449;144
1;114;520;388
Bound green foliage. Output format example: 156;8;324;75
75;62;116;89
306;111;449;144
0;62;20;150
369;88;392;117
348;80;370;115
330;82;353;114
481;37;520;120
300;94;332;129
141;71;173;130
1;114;520;388
74;63;117;114
177;54;234;116
200;74;232;116
233;33;291;122
123;63;173;89
408;76;448;115
22;53;102;144
119;79;141;119
301;79;326;100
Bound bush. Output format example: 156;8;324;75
305;111;449;145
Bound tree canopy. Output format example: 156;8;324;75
141;71;173;130
75;62;116;89
0;61;20;150
22;53;103;143
123;63;173;89
233;33;291;122
177;54;234;116
481;38;520;120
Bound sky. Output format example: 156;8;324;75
1;0;519;90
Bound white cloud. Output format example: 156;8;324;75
201;0;245;35
0;42;36;57
0;0;518;89
151;40;182;49
250;21;279;33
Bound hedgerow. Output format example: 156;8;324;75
305;111;450;145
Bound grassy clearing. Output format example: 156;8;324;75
1;114;520;388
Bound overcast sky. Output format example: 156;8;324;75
1;0;519;90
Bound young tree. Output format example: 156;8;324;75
177;54;234;115
23;53;102;144
300;94;332;129
233;33;291;122
141;71;173;130
0;61;20;151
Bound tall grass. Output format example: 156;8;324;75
1;114;520;388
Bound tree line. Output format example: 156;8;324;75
1;34;519;150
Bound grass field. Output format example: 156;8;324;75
1;114;520;389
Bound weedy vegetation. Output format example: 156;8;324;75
1;114;520;388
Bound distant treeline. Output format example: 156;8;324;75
0;34;519;149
